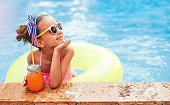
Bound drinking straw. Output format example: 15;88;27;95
30;44;35;67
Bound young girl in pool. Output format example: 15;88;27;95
16;14;77;88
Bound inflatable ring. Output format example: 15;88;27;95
5;42;123;83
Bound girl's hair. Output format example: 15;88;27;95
16;15;48;47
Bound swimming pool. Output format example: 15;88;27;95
0;0;169;82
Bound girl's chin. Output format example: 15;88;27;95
57;40;64;45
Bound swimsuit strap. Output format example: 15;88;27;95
40;51;43;67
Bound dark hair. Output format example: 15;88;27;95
16;15;48;50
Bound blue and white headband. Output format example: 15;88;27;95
27;14;39;47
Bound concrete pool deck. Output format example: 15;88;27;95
0;82;169;105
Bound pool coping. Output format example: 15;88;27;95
0;82;169;105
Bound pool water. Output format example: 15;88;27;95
0;0;169;82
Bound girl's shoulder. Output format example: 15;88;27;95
27;49;41;65
62;46;74;54
61;46;74;59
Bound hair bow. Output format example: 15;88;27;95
27;14;38;47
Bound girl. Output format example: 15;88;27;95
16;14;77;89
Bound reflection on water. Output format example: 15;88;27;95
31;0;108;42
0;0;169;82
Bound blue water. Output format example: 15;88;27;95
0;0;169;82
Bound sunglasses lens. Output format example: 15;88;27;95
50;26;57;33
57;23;62;30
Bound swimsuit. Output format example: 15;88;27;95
40;51;78;83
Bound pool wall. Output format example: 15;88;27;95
0;82;169;104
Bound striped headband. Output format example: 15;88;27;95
27;14;39;47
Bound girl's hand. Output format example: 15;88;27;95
54;39;71;53
23;76;27;86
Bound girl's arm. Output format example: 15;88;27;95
49;39;73;88
27;52;33;65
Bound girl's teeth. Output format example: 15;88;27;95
57;36;62;40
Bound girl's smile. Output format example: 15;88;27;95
56;36;63;40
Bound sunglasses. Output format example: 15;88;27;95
35;22;63;39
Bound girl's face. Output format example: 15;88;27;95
37;16;63;48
